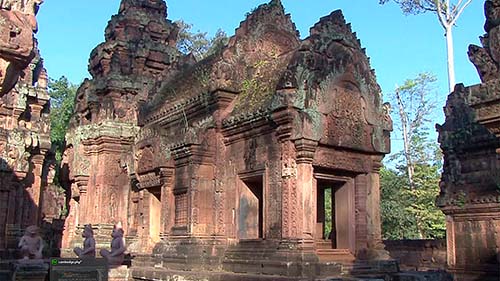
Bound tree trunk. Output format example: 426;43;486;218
395;89;414;190
396;89;422;239
445;25;455;93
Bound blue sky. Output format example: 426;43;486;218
36;0;485;153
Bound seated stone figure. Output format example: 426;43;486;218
73;224;96;258
99;223;126;267
18;225;43;259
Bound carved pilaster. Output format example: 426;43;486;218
279;138;318;241
161;170;175;238
363;155;389;260
74;175;89;224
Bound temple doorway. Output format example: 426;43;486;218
238;173;264;240
315;173;355;260
316;182;342;247
148;187;161;243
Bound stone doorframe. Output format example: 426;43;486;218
237;169;267;241
313;172;356;254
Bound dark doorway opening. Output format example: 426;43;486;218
238;175;264;240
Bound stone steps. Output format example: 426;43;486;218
316;249;355;263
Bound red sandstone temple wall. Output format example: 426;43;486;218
384;239;447;271
0;0;65;257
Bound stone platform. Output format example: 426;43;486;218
130;260;399;281
9;260;49;281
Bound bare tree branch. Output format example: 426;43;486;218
451;0;472;26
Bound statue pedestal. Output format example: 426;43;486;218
11;260;49;281
109;265;129;281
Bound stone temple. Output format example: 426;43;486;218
59;0;394;279
437;0;500;279
3;0;500;280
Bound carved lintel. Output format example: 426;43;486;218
171;143;214;166
137;167;173;190
83;136;135;155
294;138;317;164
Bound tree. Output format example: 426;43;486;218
175;20;229;60
49;76;77;161
380;73;445;239
380;167;420;239
379;0;473;92
394;73;437;190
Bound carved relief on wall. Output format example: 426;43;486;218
321;86;368;149
0;0;43;96
136;145;155;175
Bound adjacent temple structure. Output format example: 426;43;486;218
0;0;64;259
437;0;500;279
60;0;394;279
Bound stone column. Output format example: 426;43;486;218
28;154;45;224
365;157;389;259
160;169;175;238
294;138;317;242
354;173;368;255
28;103;43;122
74;176;89;224
446;215;456;267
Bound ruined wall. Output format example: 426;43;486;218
384;240;447;271
0;0;62;257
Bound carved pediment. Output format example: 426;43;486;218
271;9;390;153
136;145;155;175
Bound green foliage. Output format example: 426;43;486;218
381;73;445;240
381;165;446;239
324;188;332;238
175;20;228;60
49;76;77;161
236;58;282;112
380;167;420;239
206;29;229;57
